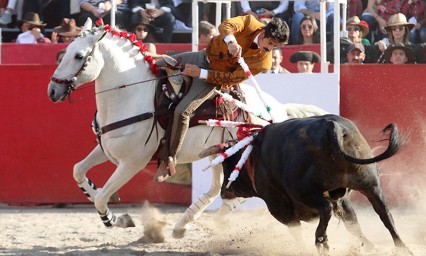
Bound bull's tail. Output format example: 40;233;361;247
330;122;402;165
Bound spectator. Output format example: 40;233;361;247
291;0;334;44
131;15;158;57
51;18;81;44
128;0;175;43
297;15;320;44
56;49;66;64
0;0;17;26
346;16;370;45
78;0;127;30
22;0;48;19
376;13;414;61
172;0;192;30
361;0;403;43
383;43;416;63
239;0;292;26
153;15;289;182
346;43;366;64
347;0;363;18
16;12;51;44
290;51;320;73
402;0;426;44
43;0;82;28
198;20;216;45
269;47;290;73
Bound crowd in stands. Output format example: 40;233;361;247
1;0;426;68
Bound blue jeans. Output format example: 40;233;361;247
410;27;426;43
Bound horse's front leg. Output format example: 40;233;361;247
94;162;142;228
173;161;224;238
73;145;110;202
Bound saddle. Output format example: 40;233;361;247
153;55;247;160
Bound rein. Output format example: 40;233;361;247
50;24;185;141
65;73;183;103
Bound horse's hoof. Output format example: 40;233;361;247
116;213;136;228
172;227;186;239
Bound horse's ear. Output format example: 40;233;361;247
83;18;93;31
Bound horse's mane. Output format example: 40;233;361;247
79;19;160;76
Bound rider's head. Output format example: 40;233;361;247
263;18;289;44
258;18;289;52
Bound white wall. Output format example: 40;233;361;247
192;73;340;210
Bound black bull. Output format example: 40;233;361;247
211;114;412;255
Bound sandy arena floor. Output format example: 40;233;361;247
0;198;425;256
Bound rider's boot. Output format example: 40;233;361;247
154;156;176;182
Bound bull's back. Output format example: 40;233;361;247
251;114;373;192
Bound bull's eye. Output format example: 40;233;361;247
75;53;84;60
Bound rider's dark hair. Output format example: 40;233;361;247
264;17;289;44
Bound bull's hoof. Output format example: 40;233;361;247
393;246;413;256
172;227;186;239
116;214;136;228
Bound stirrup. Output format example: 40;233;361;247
153;157;177;182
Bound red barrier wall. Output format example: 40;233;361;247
0;65;191;205
340;64;426;205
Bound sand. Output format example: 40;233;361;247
1;196;425;256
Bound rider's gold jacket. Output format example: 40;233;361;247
205;14;272;89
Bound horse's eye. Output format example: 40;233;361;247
75;53;84;60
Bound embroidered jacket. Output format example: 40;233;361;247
205;15;272;88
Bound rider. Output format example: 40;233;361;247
154;14;289;182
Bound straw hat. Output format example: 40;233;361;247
17;12;46;28
290;51;320;63
346;16;369;35
383;43;415;63
53;18;81;37
385;13;414;31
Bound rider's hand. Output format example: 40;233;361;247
182;64;201;78
228;41;242;58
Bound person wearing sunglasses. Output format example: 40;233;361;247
376;13;415;61
346;16;370;45
291;0;334;44
131;16;158;57
296;15;320;45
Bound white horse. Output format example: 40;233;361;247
47;18;328;236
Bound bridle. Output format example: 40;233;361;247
50;31;108;99
49;29;184;102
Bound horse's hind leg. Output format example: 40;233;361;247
73;145;109;202
173;162;224;238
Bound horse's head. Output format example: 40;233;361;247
48;18;106;102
